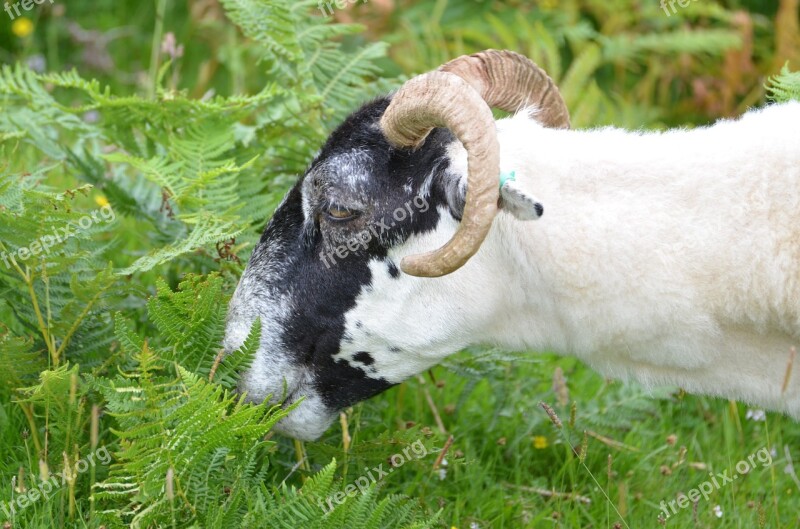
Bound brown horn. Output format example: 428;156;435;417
380;50;568;277
439;49;570;129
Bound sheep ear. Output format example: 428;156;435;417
499;179;544;220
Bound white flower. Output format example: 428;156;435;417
745;409;766;422
713;505;723;518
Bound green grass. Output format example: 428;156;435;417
290;352;800;528
3;350;798;527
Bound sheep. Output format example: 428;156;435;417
223;49;800;441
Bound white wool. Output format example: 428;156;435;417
341;102;800;418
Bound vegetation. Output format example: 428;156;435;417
1;0;798;527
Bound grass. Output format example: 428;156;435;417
274;351;800;527
6;349;793;527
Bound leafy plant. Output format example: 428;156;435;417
767;63;800;102
0;1;437;527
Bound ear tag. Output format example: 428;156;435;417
498;170;544;220
499;170;516;189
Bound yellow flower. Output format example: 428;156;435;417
95;195;110;208
12;18;34;39
533;436;549;449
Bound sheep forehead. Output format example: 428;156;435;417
324;149;374;182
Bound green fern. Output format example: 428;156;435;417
15;363;90;475
0;330;43;395
220;0;390;124
91;335;435;528
93;343;286;528
245;459;439;529
767;64;800;103
146;274;228;372
0;170;120;370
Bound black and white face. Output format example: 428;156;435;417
223;97;543;440
223;97;470;440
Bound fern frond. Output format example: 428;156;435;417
118;215;242;275
767;64;800;103
95;345;286;527
0;329;44;393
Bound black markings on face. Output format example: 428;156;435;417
353;351;375;365
244;96;459;414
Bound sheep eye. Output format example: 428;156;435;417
326;205;358;221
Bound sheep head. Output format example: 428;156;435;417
223;50;568;440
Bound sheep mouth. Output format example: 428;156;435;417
271;388;338;441
276;376;316;410
280;387;300;408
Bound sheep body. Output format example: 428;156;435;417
433;101;800;415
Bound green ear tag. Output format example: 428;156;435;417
499;170;516;189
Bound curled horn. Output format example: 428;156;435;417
380;50;569;277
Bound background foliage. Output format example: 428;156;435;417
1;0;799;527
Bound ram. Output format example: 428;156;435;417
223;50;800;440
